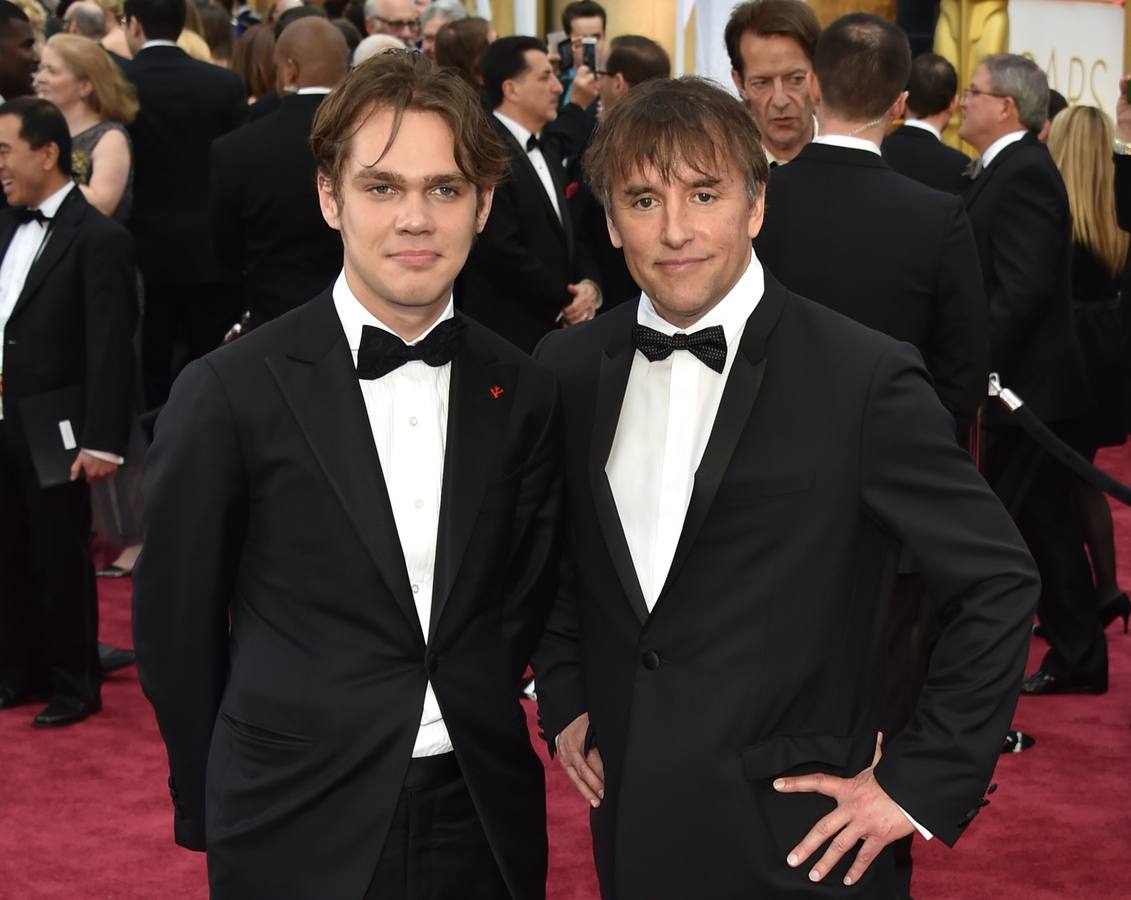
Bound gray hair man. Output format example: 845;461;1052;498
419;0;466;60
63;0;107;38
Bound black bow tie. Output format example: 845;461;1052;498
356;318;464;380
526;134;543;152
632;323;728;373
14;207;50;226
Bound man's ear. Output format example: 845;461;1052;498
890;90;908;123
41;141;60;173
806;71;821;108
746;189;766;241
316;174;342;231
605;208;622;249
730;68;746;101
475;186;495;233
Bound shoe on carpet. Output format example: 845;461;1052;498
1100;593;1130;633
98;643;136;675
1020;669;1107;696
1001;730;1036;753
33;695;101;728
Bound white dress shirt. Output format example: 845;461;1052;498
606;253;763;611
813;133;882;156
332;271;453;757
903;118;943;141
139;39;179;51
981;129;1027;169
493;110;562;221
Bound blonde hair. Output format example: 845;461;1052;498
1048;105;1129;277
91;0;124;19
46;34;139;125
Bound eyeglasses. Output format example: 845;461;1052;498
961;85;1010;100
371;16;420;30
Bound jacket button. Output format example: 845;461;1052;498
425;654;439;674
642;650;660;670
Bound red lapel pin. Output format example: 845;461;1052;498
490;385;504;399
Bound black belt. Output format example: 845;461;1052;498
403;752;460;791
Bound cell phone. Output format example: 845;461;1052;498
557;37;574;72
581;36;598;72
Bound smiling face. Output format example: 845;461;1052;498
606;154;764;328
35;45;92;112
0;113;60;207
731;32;814;160
317;107;493;329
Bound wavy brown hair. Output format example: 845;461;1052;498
46;34;139;124
310;50;507;207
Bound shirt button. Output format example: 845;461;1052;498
642;650;661;670
414;499;424;509
411;584;420;594
409;416;418;426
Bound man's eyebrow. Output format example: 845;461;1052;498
355;168;405;184
353;169;469;187
688;176;722;189
423;173;470;187
620;183;656;197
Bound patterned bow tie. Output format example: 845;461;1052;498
13;207;50;226
526;134;543;152
963;157;983;180
356;318;464;380
632;323;728;373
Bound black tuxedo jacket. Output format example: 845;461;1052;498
0;188;136;454
121;46;246;285
533;281;1037;899
962;132;1087;424
210;93;342;326
133;295;561;899
881;124;971;194
457;115;599;353
755;143;987;422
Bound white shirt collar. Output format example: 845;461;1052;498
295;86;333;96
34;180;76;218
331;270;454;351
493;110;536;151
812;133;882;156
981;129;1028;169
903;119;942;141
140;39;179;50
638;252;764;351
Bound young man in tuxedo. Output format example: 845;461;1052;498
0;98;136;726
532;76;1038;898
457;36;601;354
959;54;1104;696
210;17;348;329
134;53;561;900
882;53;971;194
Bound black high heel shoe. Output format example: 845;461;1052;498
1100;593;1131;633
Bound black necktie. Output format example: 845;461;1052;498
13;207;50;226
632;323;728;374
356;318;464;380
526;134;543;152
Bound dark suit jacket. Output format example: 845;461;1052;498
210;93;342;327
121;46;246;285
133;294;561;899
533;282;1037;899
755;142;987;422
457;114;599;353
0;187;136;454
882;124;971;194
962;132;1087;424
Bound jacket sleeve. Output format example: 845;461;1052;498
133;359;248;851
860;342;1038;846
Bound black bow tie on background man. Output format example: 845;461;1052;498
13;207;50;226
632;323;728;373
526;134;543;152
356;317;465;380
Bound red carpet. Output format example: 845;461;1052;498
2;449;1130;898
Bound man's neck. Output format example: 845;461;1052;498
495;104;546;137
27;175;71;208
343;263;451;343
908;109;951;135
972;123;1025;157
817;113;887;148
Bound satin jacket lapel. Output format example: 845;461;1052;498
496;122;567;244
8;191;82;323
541;143;575;258
430;322;514;641
652;276;788;612
590;325;650;624
267;293;424;643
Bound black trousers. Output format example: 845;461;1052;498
366;753;511;900
0;416;100;703
141;281;242;409
985;424;1107;680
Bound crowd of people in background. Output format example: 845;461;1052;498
0;0;1129;896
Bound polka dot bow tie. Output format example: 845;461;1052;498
631;323;728;373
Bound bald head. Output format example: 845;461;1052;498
274;16;350;93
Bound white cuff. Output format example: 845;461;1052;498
895;803;933;840
82;449;125;465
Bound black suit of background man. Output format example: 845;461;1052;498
211;93;343;328
133;294;561;899
882;123;971;195
533;280;1037;899
457;114;600;353
120;44;246;407
0;188;136;710
963;131;1105;685
756;142;987;426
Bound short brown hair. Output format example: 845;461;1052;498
434;16;492;90
605;35;670;87
813;13;910;120
232;24;276;101
583;76;768;210
310;50;508;205
724;0;820;79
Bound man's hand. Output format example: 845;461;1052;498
1118;76;1131;143
70;451;119;483
773;734;914;886
570;65;598;111
556;712;604;808
561;280;599;326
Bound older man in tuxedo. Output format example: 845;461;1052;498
0;98;135;727
135;53;560;900
533;76;1038;898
